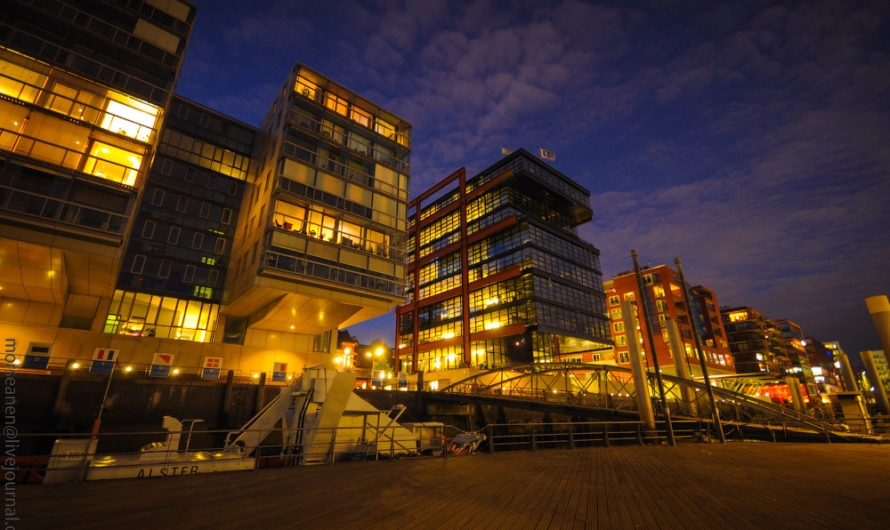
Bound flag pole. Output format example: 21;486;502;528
92;359;116;439
674;257;725;443
632;250;675;445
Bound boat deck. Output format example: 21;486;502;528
18;442;890;529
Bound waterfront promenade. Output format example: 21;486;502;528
18;442;890;529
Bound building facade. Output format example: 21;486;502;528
0;1;411;378
722;306;783;374
605;265;735;376
395;149;611;379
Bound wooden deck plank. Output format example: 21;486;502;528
16;443;890;529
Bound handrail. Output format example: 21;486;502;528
437;362;847;434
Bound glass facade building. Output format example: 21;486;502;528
395;149;611;375
0;1;411;377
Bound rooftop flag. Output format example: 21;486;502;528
539;148;556;161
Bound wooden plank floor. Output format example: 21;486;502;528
16;442;890;529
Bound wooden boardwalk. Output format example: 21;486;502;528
17;442;890;529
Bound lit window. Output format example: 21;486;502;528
100;94;158;142
84;141;142;186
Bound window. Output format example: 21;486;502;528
227;180;239;196
176;196;188;213
221;208;233;225
184;167;195;183
158;260;172;279
214;237;226;254
183;264;196;283
618;351;630;364
312;330;332;352
608;295;619;306
141;220;156;239
613;322;624;333
160;158;173;175
167;226;181;244
83;141;142;186
191;232;204;250
130;254;146;274
207;269;219;286
199;201;210;219
151;188;165;206
656;299;668;312
615;335;627;346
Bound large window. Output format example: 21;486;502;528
273;199;398;259
103;290;218;342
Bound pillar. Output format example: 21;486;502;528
621;301;655;429
837;352;859;393
865;295;890;354
666;319;697;416
784;376;804;412
861;350;890;415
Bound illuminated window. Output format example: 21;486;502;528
350;106;371;128
613;322;624;333
295;76;319;100
0;53;47;103
84;141;142;186
103;290;218;342
100;94;158;142
615;335;627;346
325;93;348;116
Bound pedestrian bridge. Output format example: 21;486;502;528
430;362;881;442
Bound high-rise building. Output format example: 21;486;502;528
722;306;782;374
805;336;841;390
0;2;411;376
605;265;735;376
774;318;815;387
395;149;611;380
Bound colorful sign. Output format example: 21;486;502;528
150;353;175;377
22;343;52;369
90;348;118;374
272;362;287;383
201;356;222;379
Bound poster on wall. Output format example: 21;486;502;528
150;353;174;377
272;362;288;383
201;356;222;379
90;348;118;374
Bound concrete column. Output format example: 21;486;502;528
666;319;696;416
621;301;655;429
255;372;267;414
784;376;804;412
53;359;75;420
837;352;859;393
866;295;890;354
861;350;890;415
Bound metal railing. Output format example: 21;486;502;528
484;420;706;453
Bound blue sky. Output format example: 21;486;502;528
177;0;890;355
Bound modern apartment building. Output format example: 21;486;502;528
722;306;782;374
775;319;814;386
395;149;611;379
605;265;735;376
0;1;411;377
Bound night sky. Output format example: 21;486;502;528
176;1;890;355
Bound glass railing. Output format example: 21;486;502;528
0;126;143;186
287;109;409;172
272;212;402;260
263;249;405;297
0;182;128;236
0;72;159;144
282;141;405;201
